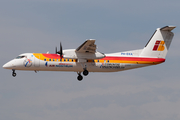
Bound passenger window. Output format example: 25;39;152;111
64;59;66;62
44;59;46;61
60;59;62;62
49;59;51;61
97;60;99;62
107;60;109;63
72;59;74;62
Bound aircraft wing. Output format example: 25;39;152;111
76;39;96;53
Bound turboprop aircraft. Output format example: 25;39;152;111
3;26;175;81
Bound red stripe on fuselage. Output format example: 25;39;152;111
42;54;60;59
101;56;165;62
41;54;165;63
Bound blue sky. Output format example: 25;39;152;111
1;0;180;120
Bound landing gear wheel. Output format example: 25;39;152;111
12;73;16;77
12;69;16;77
83;69;89;76
77;75;83;81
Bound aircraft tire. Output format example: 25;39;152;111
12;73;16;77
77;75;83;81
83;70;89;76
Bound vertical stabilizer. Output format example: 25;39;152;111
140;26;175;58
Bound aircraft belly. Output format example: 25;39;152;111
87;63;151;72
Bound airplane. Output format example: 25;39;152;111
3;26;176;81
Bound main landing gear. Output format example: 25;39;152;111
77;69;89;81
77;72;83;81
83;68;89;76
12;69;16;77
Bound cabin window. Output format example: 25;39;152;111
57;59;58;62
49;59;51;61
93;60;95;62
60;59;62;62
64;59;66;62
72;59;74;62
67;59;69;62
16;56;26;59
44;59;46;61
107;60;109;63
97;60;99;62
53;59;55;61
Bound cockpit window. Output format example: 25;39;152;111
16;56;26;59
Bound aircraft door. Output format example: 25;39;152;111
34;55;40;67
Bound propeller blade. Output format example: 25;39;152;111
55;47;57;54
60;42;63;57
55;42;63;59
60;42;62;55
56;42;63;59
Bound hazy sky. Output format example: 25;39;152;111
1;0;180;120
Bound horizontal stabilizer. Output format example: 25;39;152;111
160;26;176;31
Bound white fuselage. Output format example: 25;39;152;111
3;52;163;73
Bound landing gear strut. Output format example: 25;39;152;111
12;69;16;77
82;64;89;76
77;63;89;81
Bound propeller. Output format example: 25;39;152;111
55;42;63;59
55;46;58;54
60;42;63;57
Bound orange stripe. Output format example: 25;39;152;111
33;53;165;64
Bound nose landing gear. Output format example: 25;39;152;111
12;69;16;77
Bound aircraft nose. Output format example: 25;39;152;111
3;62;11;69
2;60;15;69
2;63;6;68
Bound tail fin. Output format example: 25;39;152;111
140;26;176;58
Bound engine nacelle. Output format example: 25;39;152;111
63;49;105;59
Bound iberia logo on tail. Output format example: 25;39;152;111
153;40;165;51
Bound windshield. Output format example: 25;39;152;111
16;56;26;59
